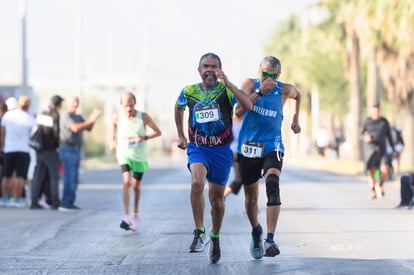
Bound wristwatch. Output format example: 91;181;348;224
255;89;263;96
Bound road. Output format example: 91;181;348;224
0;156;413;274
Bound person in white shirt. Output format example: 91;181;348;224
0;96;36;208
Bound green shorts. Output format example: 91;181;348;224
121;159;148;173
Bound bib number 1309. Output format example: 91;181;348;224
241;141;264;158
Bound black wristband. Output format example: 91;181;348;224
144;135;149;141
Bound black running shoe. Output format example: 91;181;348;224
209;237;221;264
264;239;280;257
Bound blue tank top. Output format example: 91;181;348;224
237;78;285;157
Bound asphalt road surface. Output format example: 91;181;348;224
0;156;413;274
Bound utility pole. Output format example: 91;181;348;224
20;0;28;95
140;28;150;112
74;0;83;100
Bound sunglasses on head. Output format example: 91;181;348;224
261;70;279;79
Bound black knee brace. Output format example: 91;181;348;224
266;174;281;206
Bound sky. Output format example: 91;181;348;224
0;0;315;132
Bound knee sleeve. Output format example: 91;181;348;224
266;174;281;206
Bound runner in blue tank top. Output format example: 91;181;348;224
174;53;252;264
235;56;302;259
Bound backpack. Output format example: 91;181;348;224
28;112;53;151
29;126;43;151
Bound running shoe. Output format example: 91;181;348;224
130;215;140;231
189;229;206;252
370;190;377;200
250;226;264;259
395;204;410;209
38;199;51;209
264;239;280;257
120;217;131;231
209;237;221;264
0;198;10;207
8;198;16;207
58;206;76;212
379;185;385;197
12;198;26;208
375;185;385;198
69;204;81;210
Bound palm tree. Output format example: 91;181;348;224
316;0;363;161
373;0;414;167
265;15;348;156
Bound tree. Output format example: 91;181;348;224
265;15;348;155
373;0;414;167
265;0;414;167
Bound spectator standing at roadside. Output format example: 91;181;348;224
315;127;329;157
395;173;414;209
0;101;8;197
110;91;161;231
30;95;64;210
58;96;101;211
0;98;18;200
390;126;404;176
0;96;35;207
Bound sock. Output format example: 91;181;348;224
197;226;205;233
266;233;274;241
252;224;262;235
210;232;220;238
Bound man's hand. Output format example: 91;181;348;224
177;136;188;150
214;69;230;87
363;134;373;143
260;78;277;94
291;121;301;134
89;108;102;122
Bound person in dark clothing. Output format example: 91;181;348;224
395;174;414;209
30;95;64;209
0;102;8;197
361;101;395;199
391;126;404;175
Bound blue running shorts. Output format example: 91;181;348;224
187;143;233;185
